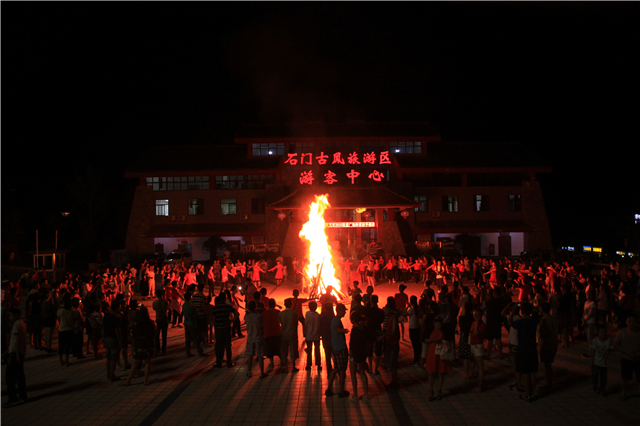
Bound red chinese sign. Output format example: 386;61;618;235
291;151;392;186
286;151;393;166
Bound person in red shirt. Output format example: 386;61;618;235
469;306;487;392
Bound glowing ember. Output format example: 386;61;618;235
299;194;342;297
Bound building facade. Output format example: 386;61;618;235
124;123;552;262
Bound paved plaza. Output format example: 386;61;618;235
2;279;639;426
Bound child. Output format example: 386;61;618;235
591;325;612;396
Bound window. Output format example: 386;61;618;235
215;174;274;190
155;200;169;216
146;176;209;191
508;195;522;211
251;198;265;215
360;141;386;154
290;142;315;154
327;209;355;222
414;195;428;212
221;198;237;215
361;228;377;244
252;143;285;156
390;141;422;154
442;196;458;212
474;195;490;212
188;199;204;215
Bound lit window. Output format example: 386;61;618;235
221;198;237;215
188;199;204;215
508;195;521;211
156;200;169;216
414;195;428;212
252;143;285;156
442;196;458;212
390;142;422;154
474;195;490;212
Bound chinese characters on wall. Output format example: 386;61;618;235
287;151;391;185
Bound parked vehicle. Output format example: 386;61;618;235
164;250;193;267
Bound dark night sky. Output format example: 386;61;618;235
2;3;639;257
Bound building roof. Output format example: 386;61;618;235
267;187;419;210
396;142;551;170
125;145;280;175
235;122;440;140
145;223;266;238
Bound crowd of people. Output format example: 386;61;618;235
2;254;640;407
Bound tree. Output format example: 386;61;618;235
202;236;227;258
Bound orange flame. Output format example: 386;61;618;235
299;194;341;295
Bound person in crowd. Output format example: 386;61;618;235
586;324;611;397
57;295;74;367
320;301;335;375
407;295;422;365
614;314;640;401
304;301;321;371
183;292;206;357
325;303;349;398
244;301;267;378
384;298;401;391
469;306;486;392
509;302;539;402
2;308;27;408
394;284;409;341
279;298;299;373
152;289;170;356
269;260;286;287
425;316;451;400
212;294;235;368
539;302;559;393
122;306;155;386
349;311;378;402
263;298;283;373
103;300;122;382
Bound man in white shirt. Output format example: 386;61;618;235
3;308;27;407
304;301;321;371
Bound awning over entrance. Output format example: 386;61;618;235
145;223;265;238
267;187;419;210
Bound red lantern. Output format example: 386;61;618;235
277;212;287;221
400;210;410;219
362;211;372;219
